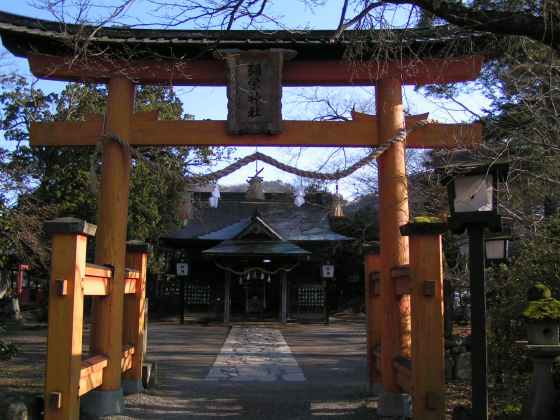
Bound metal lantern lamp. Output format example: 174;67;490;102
445;161;509;232
458;235;510;261
485;234;510;261
321;263;335;279
176;261;190;325
176;262;190;276
443;160;509;420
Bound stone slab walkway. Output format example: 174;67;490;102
206;326;306;382
119;321;376;419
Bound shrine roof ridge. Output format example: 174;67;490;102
0;10;493;61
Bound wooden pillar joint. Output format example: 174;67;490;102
55;279;68;296
423;280;436;297
391;265;411;296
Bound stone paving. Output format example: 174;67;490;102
206;326;306;382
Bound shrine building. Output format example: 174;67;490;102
159;181;357;323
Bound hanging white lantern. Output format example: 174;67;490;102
267;274;271;283
212;184;221;199
239;277;243;285
260;271;264;280
246;272;250;281
209;195;219;208
208;184;220;208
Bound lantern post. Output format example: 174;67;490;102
444;161;509;420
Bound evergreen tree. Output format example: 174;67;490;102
0;77;228;269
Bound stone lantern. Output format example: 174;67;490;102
522;283;560;420
523;283;560;345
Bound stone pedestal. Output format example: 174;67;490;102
377;392;412;419
370;382;384;396
524;345;560;420
0;298;23;321
122;378;144;395
81;388;124;417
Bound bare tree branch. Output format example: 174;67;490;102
332;2;383;40
405;0;560;52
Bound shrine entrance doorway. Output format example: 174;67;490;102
231;271;280;321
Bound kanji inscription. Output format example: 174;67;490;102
220;49;296;135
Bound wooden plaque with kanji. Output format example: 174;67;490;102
223;49;294;135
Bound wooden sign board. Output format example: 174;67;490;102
220;49;296;135
176;263;189;276
321;264;335;278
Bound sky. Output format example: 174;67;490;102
0;0;492;198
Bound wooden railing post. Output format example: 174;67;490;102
44;217;96;420
401;219;447;420
364;251;382;393
122;240;150;394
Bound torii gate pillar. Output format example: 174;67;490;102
84;78;134;415
376;78;412;412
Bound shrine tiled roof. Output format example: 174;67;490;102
0;10;492;60
161;194;352;243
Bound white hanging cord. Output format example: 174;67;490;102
88;119;432;193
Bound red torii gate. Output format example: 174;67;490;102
0;12;485;420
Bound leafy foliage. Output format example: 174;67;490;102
0;77;230;279
527;283;552;301
411;215;442;224
523;298;560;321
